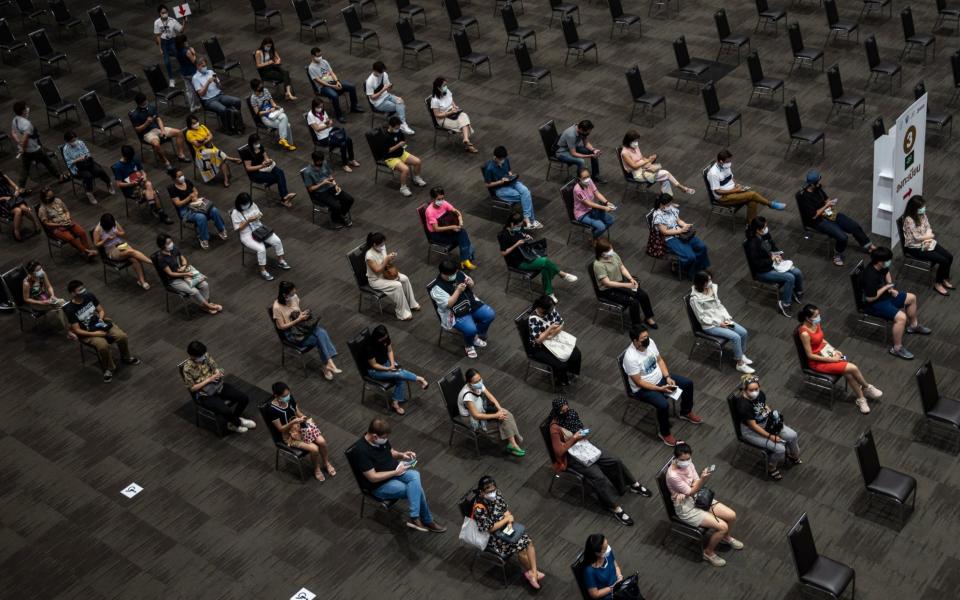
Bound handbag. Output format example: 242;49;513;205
541;329;577;362
200;380;224;397
286;311;319;343
693;487;715;510
763;409;785;436
452;298;473;318
437;211;460;227
327;127;347;146
382;264;400;280
646;222;667;258
189;197;213;214
252;225;273;242
568;439;601;466
518;239;547;263
459;515;490;550
613;573;644;600
493;522;526;544
678;227;697;242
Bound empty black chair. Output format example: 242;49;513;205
715;8;750;64
33;76;78;127
28;28;67;75
49;1;84;40
561;16;597;66
348;0;379;19
655;457;708;548
747;50;784;105
344;440;399;518
87;5;124;51
787;22;824;75
607;0;640;39
915;360;960;452
792;327;845;407
16;0;46;29
915;80;953;139
346;327;411;410
538;119;572;180
701;81;741;145
396;0;426;26
549;0;579;28
444;0;479;39
78;90;124;143
0;18;28;63
514;42;551;96
346;243;387;314
787;514;856;600
342;6;380;55
855;429;917;525
258;396;310;481
784;98;825;157
250;0;282;31
683;293;728;370
824;0;858;44
202;36;243;79
97;49;139;98
826;64;865;127
860;0;892;20
672;35;708;89
540;416;586;503
502;3;536;52
454;30;491;78
849;260;889;342
953;50;960;106
900;7;935;64
626;65;665;121
144;63;183;114
864;35;901;94
755;0;786;34
397;19;433;69
292;0;329;42
935;0;960;33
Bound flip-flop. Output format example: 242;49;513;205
314;469;326;482
325;464;337;477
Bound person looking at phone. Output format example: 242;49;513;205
354;418;446;533
572;168;615;239
556;120;604;183
860;246;931;361
92;213;153;290
457;369;525;456
268;382;335;481
593;238;657;329
581;533;644;599
363;324;429;415
64;280;141;383
365;231;420;321
706;148;785;222
181;341;254;432
736;374;801;481
272;280;340;379
622;325;701;447
651;193;709;280
471;475;542;589
689;271;755;374
427;259;496;359
498;211;577;304
549;398;650;526
797;170;875;267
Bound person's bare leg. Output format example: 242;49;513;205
892;311;906;348
396;162;409;187
905;293;919;327
702;516;728;554
713;502;737;539
152;142;170;165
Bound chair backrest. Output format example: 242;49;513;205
937;0;948;12
915;360;940;414
824;0;839;25
266;305;288;344
872;116;886;140
616;349;633;398
741;238;759;279
258;396;288;446
756;0;769;12
343;440;372;493
396;0;411;10
849;260;867;311
617;148;633;183
50;1;71;23
787;513;820;579
480;165;497;199
514;42;533;72
701;161;717;203
586;259;604;298
864;35;881;68
682;293;705;334
827;64;844;100
34;76;62;106
726;392;746;442
901;7;916;39
561;16;579;44
439;366;466;421
78;91;106;123
625;65;646;99
501;2;519;31
952;51;960;87
251;0;268;11
560;178;578;222
347;243;373;289
655;457;681;521
416;203;432;240
293;0;313;22
854;428;882;485
607;0;624;19
792;327;813;371
150;250;173;287
701;80;720;117
539;415;558;463
784;98;802;135
914;80;926;101
0;19;15;45
895;215;907;249
346;327;372;378
673;36;691;69
87;5;109;33
97;49;122;77
746;51;763;84
396;18;415;45
453;30;472;58
364;129;386;161
444;0;463;21
538;120;559;159
341;6;362;34
788;22;804;54
514;307;535;355
0;265;27;308
28;28;53;56
203;36;226;65
714;9;731;39
144;64;168;94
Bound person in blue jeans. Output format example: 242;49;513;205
364;325;429;415
166;167;228;249
651;194;709;279
555;120;604;183
271;281;343;380
744;217;804;317
355;418;447;533
428;259;497;359
860;246;931;360
153;5;183;85
689;271;755;374
572;168;615;238
483;145;542;229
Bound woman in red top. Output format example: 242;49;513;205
797;304;882;414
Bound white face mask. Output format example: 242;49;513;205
433;199;443;207
676;459;691;469
440;85;449;94
747;390;760;400
164;241;174;251
630;141;639;149
603;249;615;257
263;45;272;52
580;177;592;186
239;203;252;211
252;143;262;151
375;244;386;254
604;544;613;557
373;436;388;446
484;491;496;501
761;227;769;236
190;123;200;130
200;67;210;75
34;269;45;278
177;175;185;184
24;107;30;117
313;55;323;63
723;162;732;169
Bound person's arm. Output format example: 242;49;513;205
385;344;397;368
499;236;526;257
197;74;213;96
799;329;838;362
272;416;304;434
188;367;222;393
628;371;670;392
254;49;269;69
274;310;308;331
362;464;406;484
92;228;105;247
273;49;282;65
863;277;893;302
550;423;581;460
618;263;637;286
163;262;188;279
463;394;489;421
445;282;465;308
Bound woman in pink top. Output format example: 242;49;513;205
665;442;743;567
424;186;475;270
572;168;615;239
620;130;695;195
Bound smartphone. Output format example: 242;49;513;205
403;458;418;469
579;428;591;437
708;464;716;473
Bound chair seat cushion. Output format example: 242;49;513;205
757;77;783;90
453;16;477;26
722;35;749;45
278;443;308;458
927;398;960;425
463;52;489;63
401;5;424;14
51;101;76;113
867;467;916;502
681;63;709;76
556;4;577;11
405;40;431;51
761;10;785;19
833;21;858;31
256;9;280;17
695;331;728;344
360;285;386;298
1;42;27;51
216;59;240;70
523;66;550;78
100;28;123;38
927;112;952;127
836;93;864;107
636;93;665;105
509;26;535;37
710;109;741;123
907;35;935;45
569;40;596;50
305;18;327;26
616;14;641;25
40;52;66;62
874;62;901;74
157;88;184;100
353;29;376;39
793;127;824;142
797;48;823;60
110;73;136;84
801;556;855;596
59;18;83;27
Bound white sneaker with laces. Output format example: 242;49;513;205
400;123;415;135
399;185;413;197
528;220;544;230
412;175;427;187
561;273;578;283
736;362;756;374
741;356;754;365
227;423;249;433
855;397;871;414
239;417;257;429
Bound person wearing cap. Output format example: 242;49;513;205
797;169;875;267
706;149;786;222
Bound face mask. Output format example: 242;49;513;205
286;293;297;302
603;249;615;257
883;260;892;269
190;123;200;130
253;143;262;151
373;436;388;446
917;207;926;215
676;459;691;469
580;177;592;186
34;269;44;278
196;355;208;363
433;199;443;207
810;316;822;325
484;491;497;501
444;273;457;282
604;544;613;557
470;380;483;392
314;107;323;116
263;45;272;51
24;108;30;117
747;390;760;400
637;339;650;350
630;141;639;149
200;67;210;75
723;162;732;169
164;241;174;252
761;227;769;236
75;288;87;296
313;55;323;63
177;175;186;184
279;394;291;403
160;12;168;19
375;244;386;254
239;203;252;211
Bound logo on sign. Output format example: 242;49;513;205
902;125;917;169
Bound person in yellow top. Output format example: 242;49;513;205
183;114;241;186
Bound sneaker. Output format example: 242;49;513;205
406;518;429;532
239;417;257;429
736;362;756;374
199;239;210;250
722;537;744;550
777;301;792;317
460;259;477;270
85;192;98;205
833;254;845;267
614;510;634;526
0;301;13;312
261;270;275;281
399;185;413;197
561;273;578;283
277;260;292;270
527;220;544;230
400;123;416;135
278;138;297;151
703;552;726;567
889;345;915;360
658;433;678;446
102;369;113;383
412;175;427;187
629;483;652;497
679;411;703;424
108;185;116;195
169;79;177;88
792;290;804;303
548;293;559;304
863;384;883;400
122;357;141;365
906;325;932;335
426;521;447;533
226;422;249;433
771;201;786;210
465;346;478;358
218;230;228;240
740;356;753;365
855;397;871;414
473;337;488;348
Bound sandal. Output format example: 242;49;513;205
523;571;541;590
786;455;803;465
325;463;337;477
137;281;151;290
392;402;406;416
342;165;353;173
314;469;326;482
768;468;783;481
506;444;526;457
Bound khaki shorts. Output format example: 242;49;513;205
144;127;178;145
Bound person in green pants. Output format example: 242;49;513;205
497;211;578;302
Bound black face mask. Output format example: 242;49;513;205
637;339;650;350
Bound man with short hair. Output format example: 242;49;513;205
192;57;243;131
860;246;931;360
483;145;541;229
62;130;114;205
372;116;425;197
129;92;191;168
706;149;785;222
797;169;875;267
556;119;603;183
307;47;362;123
622;326;701;447
153;4;184;87
112;144;173;224
302;151;354;229
181;340;256;433
11;100;68;187
353;418;446;533
364;61;414;134
64;280;141;383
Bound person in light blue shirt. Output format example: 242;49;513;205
191;57;242;129
483;145;540;229
62;130;113;204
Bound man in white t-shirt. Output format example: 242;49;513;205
153;4;184;87
622;326;701;446
364;61;414;135
705;148;786;222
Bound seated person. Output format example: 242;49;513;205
365;231;420;320
471;475;541;589
155;234;223;315
354;417;446;532
306;98;360;171
861;246;931;360
690;271;755;374
429;78;475;153
665;442;742;568
707;149;785;221
268;381;335;481
364;324;429;415
0;170;39;241
652;193;709;279
64;280;141;383
425;186;475;270
797;169;875;266
364;61;413;133
549;398;650;526
483;145;540;229
736;374;801;480
556;120;602;183
457;369;525;456
582;533;642;600
428;259;496;359
166;167;228;249
93;213;152;290
498;211;577;303
62;130;114;204
572;168;615;239
302;151;354;228
745;216;804;317
181;340;255;433
620;129;695;194
623;325;701;446
22;259;71;335
192;56;244;132
240;134;297;206
232;193;290;281
128;92;191;168
184;114;240;186
372;116;426;197
272;280;341;379
111;145;173;223
593;238;656;328
797;304;882;414
254;37;296;101
527;294;581;387
902;194;953;296
248;79;295;151
307;47;363;122
37;189;98;260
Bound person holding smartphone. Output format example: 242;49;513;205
268;382;335;481
181;341;254;432
581;533;644;599
797;170;875;267
860;246;931;361
689;270;755;374
457;369;525;456
471;475;541;589
63;280;142;383
572;168;616;239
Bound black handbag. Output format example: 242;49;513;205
678;227;697;242
763;410;785;436
518;239;547;263
252;225;274;242
694;488;715;510
327;127;347;146
613;573;644;600
452;298;473;318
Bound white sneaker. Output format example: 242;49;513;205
528;220;544;230
412;175;427;187
703;552;726;567
169;79;177;88
239;417;257;429
741;356;754;365
227;423;249;433
561;273;578;283
399;185;413;197
465;346;478;358
863;385;883;400
855;397;871;414
473;337;488;348
400;123;415;135
736;362;756;374
548;293;559;304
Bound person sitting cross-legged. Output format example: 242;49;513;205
155;234;223;314
706;148;785;222
458;368;525;456
181;340;256;433
425;186;475;270
860;246;932;360
93;212;152;290
428;259;496;359
166;167;228;249
303;151;355;229
268;381;336;481
620;129;695;195
372;116;425;197
272;280;341;380
37;189;98;260
483;145;541;229
64;280;142;383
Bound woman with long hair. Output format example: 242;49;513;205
471;475;542;589
430;77;475;152
902;194;953;296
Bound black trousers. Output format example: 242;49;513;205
906;245;953;283
74;158;111;192
529;345;581;385
258;65;292;89
599;287;654;325
198;382;249;426
568;451;636;510
19;149;60;187
310;189;354;223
